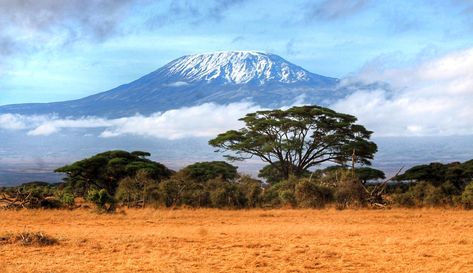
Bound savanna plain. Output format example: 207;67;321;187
1;208;472;273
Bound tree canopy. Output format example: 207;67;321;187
209;105;377;179
395;160;473;189
181;161;238;182
354;167;386;184
55;150;173;196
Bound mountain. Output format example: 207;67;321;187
0;51;344;118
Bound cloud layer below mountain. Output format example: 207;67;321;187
0;102;260;140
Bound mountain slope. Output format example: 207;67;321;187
0;51;343;118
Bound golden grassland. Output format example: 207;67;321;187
1;208;473;273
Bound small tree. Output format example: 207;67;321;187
55;150;173;198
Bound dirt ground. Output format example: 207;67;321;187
0;208;472;272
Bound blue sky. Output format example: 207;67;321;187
1;0;473;105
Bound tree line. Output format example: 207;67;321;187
1;105;472;211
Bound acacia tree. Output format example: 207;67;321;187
209;105;377;180
55;150;173;197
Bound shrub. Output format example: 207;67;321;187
238;175;263;208
0;232;58;246
157;178;184;207
39;198;63;209
54;188;75;208
461;182;473;209
61;193;75;207
295;179;333;208
115;170;159;208
333;179;366;209
87;189;115;212
261;186;281;207
409;181;449;207
391;192;416;208
208;180;246;208
279;190;296;207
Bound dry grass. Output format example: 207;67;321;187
1;208;473;272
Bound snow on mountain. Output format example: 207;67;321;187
161;51;314;85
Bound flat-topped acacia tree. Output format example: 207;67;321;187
209;105;378;180
55;150;173;197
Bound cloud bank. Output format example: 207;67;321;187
0;102;260;140
332;47;473;136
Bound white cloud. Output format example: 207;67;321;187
332;47;473;136
100;102;260;140
0;114;27;130
0;102;261;140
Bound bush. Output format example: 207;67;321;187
87;189;115;212
261;186;281;207
461;182;473;209
157;178;184;207
391;192;416;208
333;178;366;209
238;175;263;208
115;170;159;208
157;177;210;207
39;198;64;209
0;232;58;246
410;181;448;207
295;179;333;208
208;180;246;208
279;190;296;207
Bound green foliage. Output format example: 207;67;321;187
87;189;115;212
209;105;377;180
294;179;333;208
391;181;454;207
278;190;296;207
115;170;159;208
396;161;473;190
461;182;473;209
396;163;448;185
61;193;75;207
181;161;238;182
55;150;173;198
54;188;75;208
238;175;263;208
258;162;311;185
208;180;246;208
333;179;366;209
355;167;385;184
157;177;189;207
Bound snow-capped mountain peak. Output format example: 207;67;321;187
0;51;342;118
160;51;318;85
